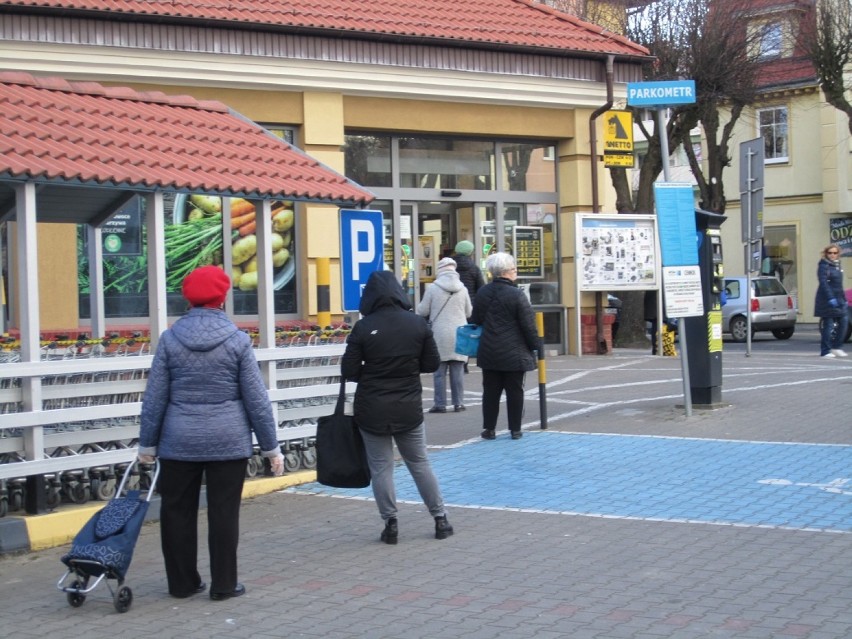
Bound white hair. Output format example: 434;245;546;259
485;252;516;278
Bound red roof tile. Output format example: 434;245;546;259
0;72;374;206
0;0;650;58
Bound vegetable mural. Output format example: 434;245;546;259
79;194;298;319
168;195;295;293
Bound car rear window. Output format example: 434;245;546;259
753;278;787;297
725;280;741;299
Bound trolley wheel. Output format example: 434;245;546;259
71;481;90;504
67;580;86;608
114;585;133;613
0;497;7;518
10;488;23;512
95;478;114;501
46;486;62;509
245;456;259;478
283;451;301;473
300;446;317;470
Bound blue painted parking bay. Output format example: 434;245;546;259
292;432;852;533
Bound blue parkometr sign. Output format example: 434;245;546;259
627;80;696;107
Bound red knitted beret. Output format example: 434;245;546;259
182;265;231;308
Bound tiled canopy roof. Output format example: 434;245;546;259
0;72;373;206
0;0;650;58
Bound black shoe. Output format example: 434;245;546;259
481;429;496;440
210;583;245;601
511;431;523;440
454;405;466;412
428;406;447;414
381;518;398;545
170;582;207;598
435;515;454;540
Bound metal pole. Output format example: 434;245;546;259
658;108;692;417
745;148;754;357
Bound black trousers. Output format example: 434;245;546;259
481;369;526;433
158;458;247;596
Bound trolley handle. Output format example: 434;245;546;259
115;458;160;502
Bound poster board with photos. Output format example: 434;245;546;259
576;214;659;291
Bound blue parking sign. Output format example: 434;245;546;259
340;209;384;311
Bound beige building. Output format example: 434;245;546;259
719;0;852;322
0;0;651;354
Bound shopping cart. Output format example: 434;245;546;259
56;459;159;613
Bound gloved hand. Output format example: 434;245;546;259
829;298;839;307
269;452;285;477
137;453;156;464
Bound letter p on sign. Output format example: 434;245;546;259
340;209;385;311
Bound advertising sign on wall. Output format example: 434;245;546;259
830;217;852;257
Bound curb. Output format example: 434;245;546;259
0;470;316;555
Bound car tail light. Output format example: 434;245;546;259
750;298;760;312
787;296;793;309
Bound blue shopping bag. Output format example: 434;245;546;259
455;324;482;357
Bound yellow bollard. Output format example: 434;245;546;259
316;257;331;329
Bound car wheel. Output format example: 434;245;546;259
771;327;795;340
729;316;749;342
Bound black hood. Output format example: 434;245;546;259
359;270;412;315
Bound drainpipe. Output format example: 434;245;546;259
589;55;615;354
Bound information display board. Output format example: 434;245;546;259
576;214;659;291
512;226;544;278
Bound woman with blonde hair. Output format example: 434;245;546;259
814;244;848;358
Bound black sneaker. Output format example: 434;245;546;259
511;431;523;440
481;429;496;440
428;406;447;414
435;515;454;540
381;518;398;545
454;405;466;412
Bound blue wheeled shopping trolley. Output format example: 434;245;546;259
56;459;159;613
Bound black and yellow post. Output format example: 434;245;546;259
316;257;331;329
536;312;547;429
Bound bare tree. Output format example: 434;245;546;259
612;0;761;216
799;0;852;135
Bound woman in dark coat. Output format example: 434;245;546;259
452;240;485;300
814;244;848;358
341;270;453;544
138;266;284;601
469;252;540;440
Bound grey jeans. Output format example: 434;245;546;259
359;423;447;521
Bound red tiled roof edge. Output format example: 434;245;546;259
517;0;650;57
0;71;229;113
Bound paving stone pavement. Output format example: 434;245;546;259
2;336;852;638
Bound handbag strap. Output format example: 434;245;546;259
431;291;454;324
335;377;347;414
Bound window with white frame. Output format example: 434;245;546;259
758;22;782;59
758;106;788;163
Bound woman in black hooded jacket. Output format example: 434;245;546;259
470;252;540;440
341;270;453;544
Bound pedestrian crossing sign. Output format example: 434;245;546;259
603;110;634;168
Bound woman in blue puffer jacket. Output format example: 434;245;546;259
814;244;848;358
138;266;284;601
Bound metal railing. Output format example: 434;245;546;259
0;329;350;516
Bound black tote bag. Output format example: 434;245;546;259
316;379;371;488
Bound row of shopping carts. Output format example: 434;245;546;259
0;327;350;517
